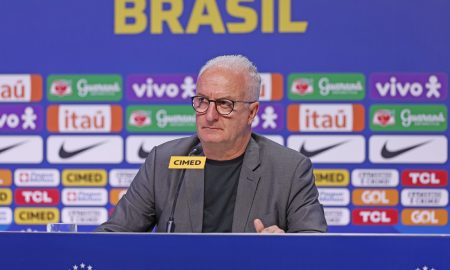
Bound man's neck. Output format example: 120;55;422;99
201;133;252;161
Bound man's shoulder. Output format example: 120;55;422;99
154;134;200;157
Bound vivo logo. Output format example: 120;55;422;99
0;105;42;132
370;73;448;101
127;75;196;102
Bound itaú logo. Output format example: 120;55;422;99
287;104;365;132
114;0;308;34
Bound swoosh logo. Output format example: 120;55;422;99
300;141;348;157
58;141;106;159
138;143;150;159
381;140;430;159
0;141;26;155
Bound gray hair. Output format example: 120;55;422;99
198;55;261;100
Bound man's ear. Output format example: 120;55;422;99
248;102;259;125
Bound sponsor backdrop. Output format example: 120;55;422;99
0;0;449;234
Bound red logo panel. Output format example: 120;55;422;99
352;209;398;225
15;189;60;205
402;170;448;187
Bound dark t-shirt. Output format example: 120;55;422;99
202;154;244;232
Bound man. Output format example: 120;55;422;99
97;55;327;233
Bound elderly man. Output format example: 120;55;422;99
97;55;327;233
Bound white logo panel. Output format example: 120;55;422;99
14;169;60;187
299;104;354;131
318;188;350;206
47;135;123;164
287;135;365;163
126;135;185;164
109;169;138;187
0;207;13;224
369;135;447;163
0;136;43;163
323;208;350;226
58;105;112;132
0;75;32;102
351;169;399;187
62;207;108;225
62;188;108;206
401;189;448;207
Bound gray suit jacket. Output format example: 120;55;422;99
97;133;327;233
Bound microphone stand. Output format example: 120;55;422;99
166;145;202;233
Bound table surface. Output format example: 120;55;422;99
0;232;449;270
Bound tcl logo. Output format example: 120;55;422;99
352;189;398;206
15;189;59;205
402;170;448;187
352;209;398;225
402;209;448;226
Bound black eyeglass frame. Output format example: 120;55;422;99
191;95;257;116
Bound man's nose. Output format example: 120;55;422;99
205;102;219;121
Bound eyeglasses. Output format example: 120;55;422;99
191;95;257;116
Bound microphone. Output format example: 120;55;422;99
166;145;203;233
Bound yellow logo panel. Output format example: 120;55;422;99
15;208;59;224
62;169;107;186
314;169;349;186
0;188;12;205
169;156;206;169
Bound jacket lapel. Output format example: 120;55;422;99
232;137;261;232
184;167;205;233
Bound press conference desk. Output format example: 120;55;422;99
0;232;448;270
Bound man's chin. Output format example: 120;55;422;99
198;133;225;144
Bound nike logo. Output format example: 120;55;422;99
58;141;106;159
381;140;430;159
138;143;150;159
300;141;348;157
0;141;26;155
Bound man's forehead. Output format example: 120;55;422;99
198;66;246;81
196;67;249;97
